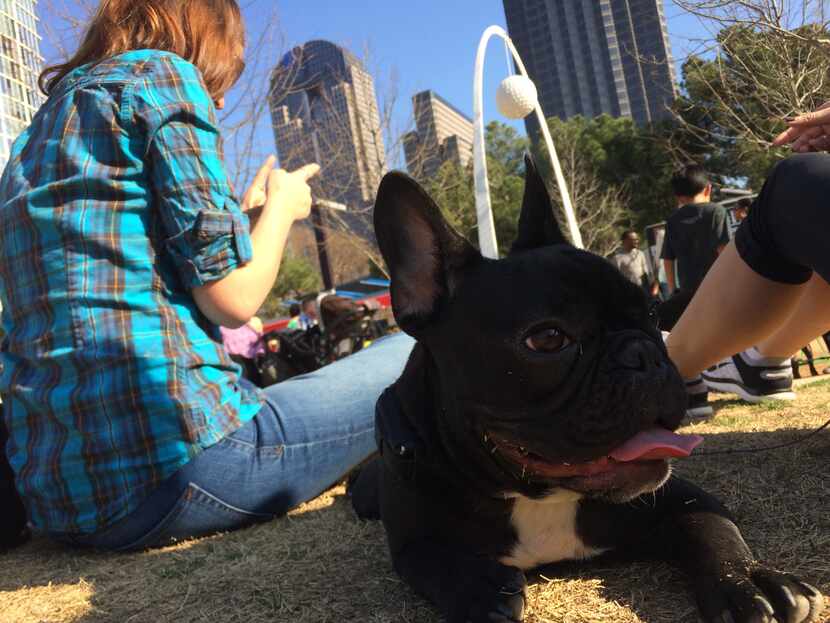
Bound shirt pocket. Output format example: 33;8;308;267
163;206;252;288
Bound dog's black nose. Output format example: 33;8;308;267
609;334;665;373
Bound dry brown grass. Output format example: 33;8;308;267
1;381;829;623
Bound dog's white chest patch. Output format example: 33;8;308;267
500;491;607;570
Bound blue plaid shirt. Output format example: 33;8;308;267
0;50;263;534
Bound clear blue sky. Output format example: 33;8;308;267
271;0;706;123
35;1;710;178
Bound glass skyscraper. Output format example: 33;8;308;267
404;90;474;181
270;40;386;209
503;0;677;127
0;0;42;169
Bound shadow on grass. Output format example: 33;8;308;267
1;427;828;623
0;491;436;623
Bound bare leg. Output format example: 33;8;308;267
756;273;830;359
665;242;805;380
668;154;830;382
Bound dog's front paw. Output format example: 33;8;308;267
697;564;824;623
448;560;527;623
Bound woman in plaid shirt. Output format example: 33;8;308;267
0;0;413;550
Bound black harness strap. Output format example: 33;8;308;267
375;388;424;483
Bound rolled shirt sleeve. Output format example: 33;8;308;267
131;54;252;288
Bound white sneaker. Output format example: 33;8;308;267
702;349;796;404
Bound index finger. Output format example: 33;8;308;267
772;124;822;147
772;126;803;146
252;155;277;186
293;163;321;182
787;106;830;127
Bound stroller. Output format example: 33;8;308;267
257;294;387;387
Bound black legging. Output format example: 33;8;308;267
735;153;830;285
658;153;830;332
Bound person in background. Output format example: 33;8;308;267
220;316;265;385
661;165;731;301
286;303;302;330
298;295;319;330
734;197;752;223
657;165;730;418
610;230;659;298
657;165;731;331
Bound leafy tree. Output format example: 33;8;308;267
483;122;527;254
424;160;475;239
673;20;830;188
530;117;628;255
485;121;527;177
421;119;668;257
259;253;321;318
420;118;685;257
575;116;677;229
423;121;527;256
535;115;680;237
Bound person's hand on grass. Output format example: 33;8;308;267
773;102;830;152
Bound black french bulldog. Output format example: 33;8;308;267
350;157;824;623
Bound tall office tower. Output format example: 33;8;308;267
270;40;386;209
0;0;43;169
403;90;474;180
502;0;677;128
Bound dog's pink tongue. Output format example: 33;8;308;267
609;428;703;462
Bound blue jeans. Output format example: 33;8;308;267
61;333;414;551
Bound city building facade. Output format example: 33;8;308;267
403;90;474;180
502;0;677;128
0;0;42;169
269;40;386;209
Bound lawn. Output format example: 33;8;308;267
1;381;828;623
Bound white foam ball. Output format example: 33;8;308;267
496;75;538;119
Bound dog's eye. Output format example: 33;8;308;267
525;328;570;353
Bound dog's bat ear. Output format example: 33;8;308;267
374;172;480;336
510;154;569;253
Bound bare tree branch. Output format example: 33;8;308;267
670;0;830;160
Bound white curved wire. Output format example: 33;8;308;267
473;25;584;256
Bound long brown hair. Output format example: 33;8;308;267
39;0;246;100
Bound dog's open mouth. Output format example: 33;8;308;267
486;428;703;483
